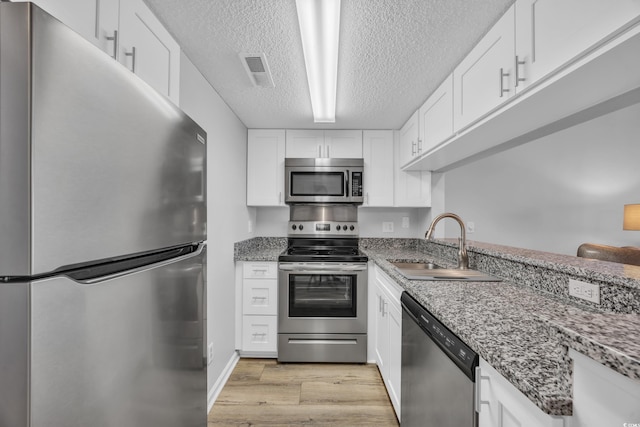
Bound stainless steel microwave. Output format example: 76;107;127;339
284;158;364;204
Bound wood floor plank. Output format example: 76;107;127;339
215;383;301;406
226;358;274;383
299;381;391;406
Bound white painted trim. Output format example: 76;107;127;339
207;351;240;413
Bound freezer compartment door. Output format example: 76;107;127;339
30;245;207;427
0;4;207;276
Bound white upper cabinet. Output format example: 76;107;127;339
399;111;420;166
418;74;454;155
247;130;286;207
16;0;180;105
13;0;120;56
323;130;363;158
119;0;181;105
395;132;431;207
514;0;640;92
453;5;515;132
286;130;362;158
285;130;325;158
362;130;394;207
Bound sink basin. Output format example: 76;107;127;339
390;261;442;270
389;261;501;282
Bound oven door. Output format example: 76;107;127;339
278;262;367;334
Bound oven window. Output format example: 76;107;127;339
290;172;345;197
288;274;356;317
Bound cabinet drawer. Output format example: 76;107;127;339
242;315;277;352
242;262;277;279
242;279;277;315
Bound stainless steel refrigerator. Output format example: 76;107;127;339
0;3;207;426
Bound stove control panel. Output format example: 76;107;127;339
288;221;359;237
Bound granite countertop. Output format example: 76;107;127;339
362;242;640;416
234;236;640;416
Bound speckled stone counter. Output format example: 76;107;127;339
360;237;640;416
234;237;286;261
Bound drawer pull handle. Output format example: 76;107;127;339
499;68;510;97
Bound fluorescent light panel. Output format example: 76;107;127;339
295;0;341;123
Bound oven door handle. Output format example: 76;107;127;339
278;263;367;272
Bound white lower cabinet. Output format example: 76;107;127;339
236;262;278;356
570;349;640;427
372;265;402;420
477;358;568;427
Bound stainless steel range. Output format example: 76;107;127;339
278;205;368;363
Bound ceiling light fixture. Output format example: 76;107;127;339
295;0;341;123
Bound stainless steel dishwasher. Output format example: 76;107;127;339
401;292;479;427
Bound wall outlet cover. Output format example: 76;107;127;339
382;222;394;233
569;279;600;304
402;217;410;228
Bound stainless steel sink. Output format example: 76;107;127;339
389;261;501;282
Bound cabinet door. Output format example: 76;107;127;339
478;358;567;427
453;5;515;131
394;137;431;207
399;111;419;166
119;0;180;105
247;130;286;206
374;285;389;376
362;130;394;207
285;129;325;158
515;0;640;93
324;130;363;158
14;0;119;56
419;74;454;153
387;299;402;418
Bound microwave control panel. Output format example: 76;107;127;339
351;172;363;197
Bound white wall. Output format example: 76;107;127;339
442;103;640;255
179;53;254;397
253;206;430;238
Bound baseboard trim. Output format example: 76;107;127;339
207;350;240;413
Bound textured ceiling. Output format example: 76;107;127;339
144;0;516;129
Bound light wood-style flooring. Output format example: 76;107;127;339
208;358;400;426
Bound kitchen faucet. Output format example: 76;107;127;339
425;213;469;270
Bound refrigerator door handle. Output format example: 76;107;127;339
65;242;205;284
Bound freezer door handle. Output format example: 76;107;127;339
65;242;205;284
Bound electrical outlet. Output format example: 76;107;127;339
402;217;410;228
207;343;214;364
466;221;475;233
248;220;253;233
382;222;394;233
569;279;600;304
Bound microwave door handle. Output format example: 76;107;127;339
345;170;349;198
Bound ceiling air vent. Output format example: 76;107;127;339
239;53;275;88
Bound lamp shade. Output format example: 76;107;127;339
623;204;640;230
